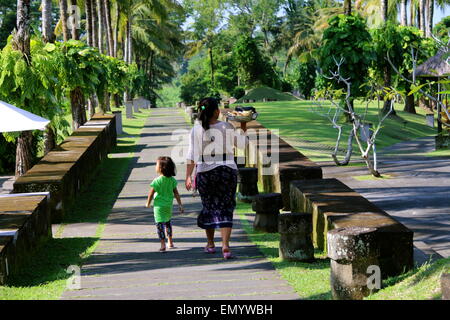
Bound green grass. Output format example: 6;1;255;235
352;174;393;181
366;257;450;300
237;100;436;162
0;107;152;300
236;86;299;103
235;201;332;300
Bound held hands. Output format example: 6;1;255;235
185;176;193;191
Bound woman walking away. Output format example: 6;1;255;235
146;156;184;252
185;97;247;259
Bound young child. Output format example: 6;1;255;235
146;156;184;252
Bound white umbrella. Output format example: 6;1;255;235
0;100;50;133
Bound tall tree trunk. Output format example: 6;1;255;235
410;0;415;27
85;0;93;46
44;127;56;154
113;2;119;58
419;0;426;33
42;0;54;42
103;0;114;56
208;46;215;89
426;0;434;37
14;0;34;177
381;0;388;22
70;0;79;40
70;87;87;130
91;0;98;47
127;18;132;63
382;66;396;115
42;0;56;155
400;0;407;26
59;0;69;41
16;131;33;177
97;0;104;53
404;90;416;114
343;0;351;15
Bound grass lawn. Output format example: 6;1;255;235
237;100;436;162
235;201;332;300
0;107;152;300
236;201;450;300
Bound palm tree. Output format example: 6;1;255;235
103;0;114;56
59;0;69;41
42;0;57;154
85;0;94;46
13;0;33;177
42;0;54;42
400;0;408;26
344;0;352;14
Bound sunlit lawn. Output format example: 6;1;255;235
238;100;437;162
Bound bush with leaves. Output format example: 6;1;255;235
233;35;281;90
0;37;68;152
296;61;316;99
232;86;245;99
318;14;374;99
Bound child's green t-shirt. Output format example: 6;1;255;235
150;175;177;223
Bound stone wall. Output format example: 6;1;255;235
219;110;322;210
13;114;117;223
0;194;51;284
290;178;414;278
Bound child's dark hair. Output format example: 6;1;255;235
157;156;176;177
198;97;219;131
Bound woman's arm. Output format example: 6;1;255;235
145;188;155;208
185;160;196;190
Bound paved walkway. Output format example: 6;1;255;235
61;108;299;300
320;136;450;264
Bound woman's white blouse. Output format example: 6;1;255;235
187;120;248;173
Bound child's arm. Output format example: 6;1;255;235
145;188;155;208
173;188;184;213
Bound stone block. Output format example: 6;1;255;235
0;194;52;285
252;193;283;233
237;167;259;203
290;178;414;279
327;227;380;300
278;212;314;262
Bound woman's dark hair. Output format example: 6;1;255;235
157;156;176;177
198;97;219;131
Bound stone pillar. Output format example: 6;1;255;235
327;227;380;300
442;273;450;300
252;193;283;233
237;167;259;203
279;212;314;262
132;98;141;113
112;111;123;135
125;101;133;119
